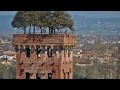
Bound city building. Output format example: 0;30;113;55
1;39;11;44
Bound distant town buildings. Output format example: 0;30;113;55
0;38;11;44
0;51;16;61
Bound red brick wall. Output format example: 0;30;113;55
13;34;76;46
16;50;73;79
13;34;76;79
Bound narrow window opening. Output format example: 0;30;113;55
26;72;30;79
20;46;24;53
58;46;63;53
64;50;66;58
47;47;52;57
41;46;46;53
38;48;41;57
36;73;41;79
68;51;70;58
48;73;52;79
15;46;19;52
53;46;57;54
26;47;30;57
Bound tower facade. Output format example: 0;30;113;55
13;34;76;79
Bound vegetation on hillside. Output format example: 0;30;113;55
0;62;16;79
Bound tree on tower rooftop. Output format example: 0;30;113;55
11;11;75;34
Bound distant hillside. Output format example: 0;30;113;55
72;15;120;35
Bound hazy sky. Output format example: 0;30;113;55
0;11;120;18
0;11;17;15
68;11;120;18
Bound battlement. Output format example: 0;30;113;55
13;34;76;46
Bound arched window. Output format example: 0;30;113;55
58;45;63;53
41;46;46;53
36;73;41;79
26;72;30;79
47;46;52;57
48;73;52;79
20;45;24;53
53;46;57;54
26;46;30;57
15;45;19;52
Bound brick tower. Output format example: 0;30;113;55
13;33;76;79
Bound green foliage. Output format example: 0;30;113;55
11;11;74;34
81;43;112;51
0;62;16;79
81;44;93;50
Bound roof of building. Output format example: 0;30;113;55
3;51;15;55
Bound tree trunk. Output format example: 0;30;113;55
29;25;31;34
40;27;42;34
33;25;35;43
51;27;53;34
54;29;55;34
24;26;26;34
51;29;53;34
49;27;51;34
33;25;35;35
49;27;50;34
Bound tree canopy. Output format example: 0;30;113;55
11;11;74;34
